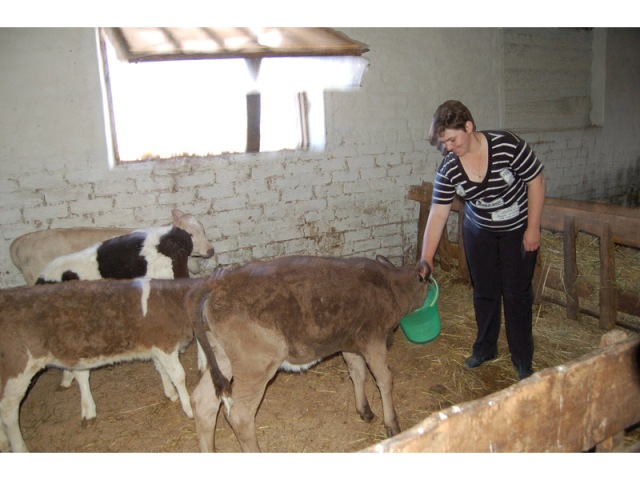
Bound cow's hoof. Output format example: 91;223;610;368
81;417;97;428
385;424;401;438
357;405;375;423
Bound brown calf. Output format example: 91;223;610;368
187;255;431;452
0;277;203;453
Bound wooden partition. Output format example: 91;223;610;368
408;182;640;330
363;331;640;453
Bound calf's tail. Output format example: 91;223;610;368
191;294;233;402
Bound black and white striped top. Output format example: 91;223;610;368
431;130;543;232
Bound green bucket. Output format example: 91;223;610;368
400;276;441;344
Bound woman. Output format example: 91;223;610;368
421;100;545;380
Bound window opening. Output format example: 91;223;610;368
98;28;369;164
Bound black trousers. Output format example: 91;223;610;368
462;221;537;369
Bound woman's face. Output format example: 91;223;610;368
437;121;474;157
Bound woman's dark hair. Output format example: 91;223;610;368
427;100;476;147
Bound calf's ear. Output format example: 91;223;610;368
416;259;431;281
172;208;185;224
375;254;394;268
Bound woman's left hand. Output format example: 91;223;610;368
523;227;541;252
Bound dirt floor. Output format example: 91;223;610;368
16;265;639;454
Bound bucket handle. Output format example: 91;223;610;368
427;276;439;307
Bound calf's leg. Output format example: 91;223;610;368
207;319;286;452
59;369;75;389
152;357;179;402
72;370;97;422
196;340;207;372
361;342;401;437
0;380;29;452
223;355;281;452
191;332;232;452
0;360;45;452
224;376;272;453
0;411;9;452
342;352;375;423
152;348;193;418
191;372;221;452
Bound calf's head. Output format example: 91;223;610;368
374;255;432;314
172;209;215;258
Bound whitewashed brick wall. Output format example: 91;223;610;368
1;28;638;288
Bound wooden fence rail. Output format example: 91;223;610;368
408;182;640;330
364;331;640;453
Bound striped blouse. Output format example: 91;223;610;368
431;130;543;232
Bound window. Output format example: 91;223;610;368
97;28;369;164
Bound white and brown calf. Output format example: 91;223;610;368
186;255;431;452
29;211;213;418
10;208;213;285
0;277;204;453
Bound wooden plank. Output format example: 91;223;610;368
407;182;433;205
408;183;640;253
246;92;261;153
545;197;639;219
409;182;465;272
533;255;544;304
538;268;640;318
599;223;617;330
563;216;579;320
363;334;640;452
437;226;454;271
542;204;640;248
619;289;640;318
108;27;370;63
409;183;432;264
415;188;430;262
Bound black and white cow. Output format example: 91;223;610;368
11;209;213;285
35;225;207;284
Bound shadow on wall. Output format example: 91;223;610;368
624;158;640;207
603;158;640;207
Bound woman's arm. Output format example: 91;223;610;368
421;202;453;270
523;173;545;251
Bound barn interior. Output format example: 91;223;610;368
1;10;639;472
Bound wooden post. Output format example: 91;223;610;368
409;182;458;272
408;182;432;263
532;255;545;305
563;216;579;320
246;92;261;153
599;223;617;330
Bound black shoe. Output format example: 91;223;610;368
517;365;533;380
463;351;497;369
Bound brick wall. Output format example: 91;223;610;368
1;28;638;287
